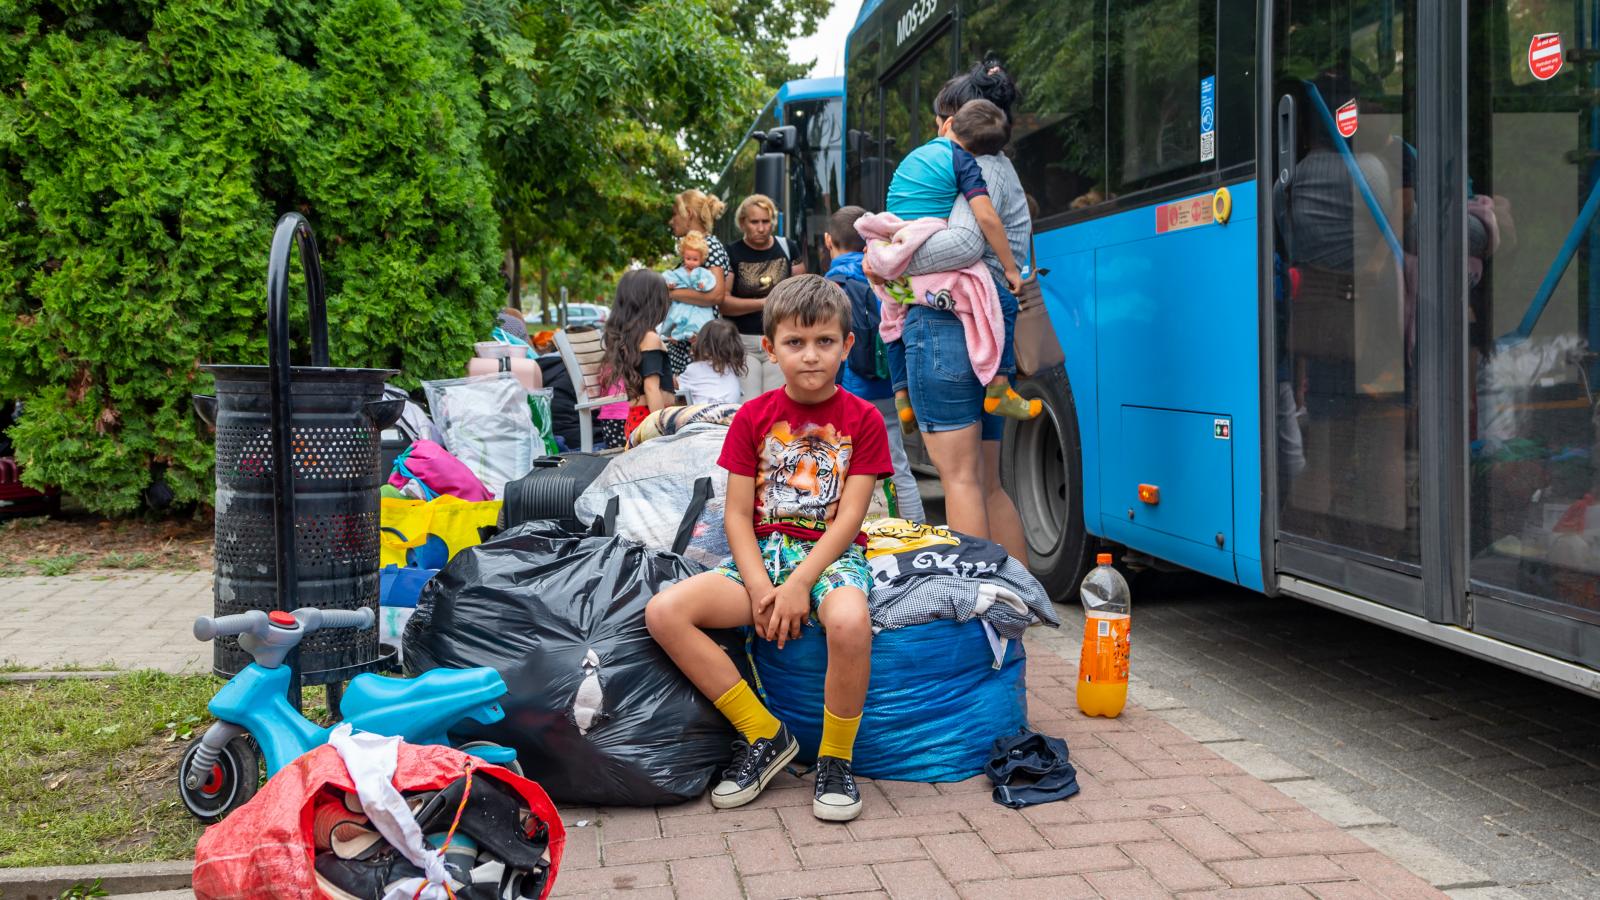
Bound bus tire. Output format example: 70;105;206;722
1001;365;1094;602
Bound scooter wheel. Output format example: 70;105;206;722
178;734;261;823
456;740;525;777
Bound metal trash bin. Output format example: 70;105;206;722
195;213;403;686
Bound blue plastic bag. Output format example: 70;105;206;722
751;618;1028;782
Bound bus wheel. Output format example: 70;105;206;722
1001;365;1094;602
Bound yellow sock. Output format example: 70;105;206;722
713;681;781;742
817;707;862;761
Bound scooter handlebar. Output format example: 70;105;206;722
194;610;271;642
304;607;374;632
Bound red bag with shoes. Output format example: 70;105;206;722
192;742;564;899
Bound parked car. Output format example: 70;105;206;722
525;303;609;330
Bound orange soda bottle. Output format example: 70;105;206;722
1076;553;1131;717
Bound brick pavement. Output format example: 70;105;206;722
0;572;1457;897
1118;572;1600;899
547;645;1447;899
0;572;213;673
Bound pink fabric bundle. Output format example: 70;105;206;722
856;211;1005;385
388;439;494;502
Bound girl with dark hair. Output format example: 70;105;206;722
678;317;747;405
599;269;676;440
933;57;1020;122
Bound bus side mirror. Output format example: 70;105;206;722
755;152;785;204
759;125;798;154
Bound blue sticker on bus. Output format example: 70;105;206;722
1200;75;1216;162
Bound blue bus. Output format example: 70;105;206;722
709;77;845;276
839;0;1600;694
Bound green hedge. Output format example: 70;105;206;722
0;0;503;514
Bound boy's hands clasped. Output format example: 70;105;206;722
748;576;812;649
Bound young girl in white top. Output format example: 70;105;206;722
677;318;746;405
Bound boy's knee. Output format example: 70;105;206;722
644;591;681;636
822;594;872;644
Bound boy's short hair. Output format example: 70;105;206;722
827;206;868;253
678;230;710;258
950;99;1009;156
763;274;852;341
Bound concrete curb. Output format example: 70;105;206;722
0;860;190;899
0;670;124;683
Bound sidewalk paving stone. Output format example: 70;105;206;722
0;572;1469;897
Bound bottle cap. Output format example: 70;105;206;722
1096;553;1113;566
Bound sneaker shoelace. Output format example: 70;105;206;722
722;739;760;783
815;758;855;797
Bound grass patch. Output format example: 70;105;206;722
98;551;159;570
25;551;89;576
0;671;220;866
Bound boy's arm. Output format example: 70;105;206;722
724;474;777;636
969;195;1023;293
762;473;878;645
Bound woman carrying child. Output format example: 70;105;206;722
892;61;1034;560
677;317;745;405
667;189;731;375
599;269;677;442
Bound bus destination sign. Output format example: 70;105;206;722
893;0;941;48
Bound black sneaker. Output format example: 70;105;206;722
710;723;799;809
812;756;862;822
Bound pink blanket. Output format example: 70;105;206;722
856;212;1005;385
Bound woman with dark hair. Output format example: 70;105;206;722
599;269;677;441
887;60;1033;561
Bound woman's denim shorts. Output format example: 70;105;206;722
902;278;1017;442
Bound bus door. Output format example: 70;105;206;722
1463;2;1600;666
1269;0;1423;613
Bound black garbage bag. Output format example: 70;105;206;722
402;515;745;806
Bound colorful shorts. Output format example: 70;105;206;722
713;532;873;622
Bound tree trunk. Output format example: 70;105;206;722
540;267;552;325
504;245;521;310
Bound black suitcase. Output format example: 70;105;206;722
499;453;611;532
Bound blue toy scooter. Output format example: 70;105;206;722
178;606;518;823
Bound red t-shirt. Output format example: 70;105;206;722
718;387;894;546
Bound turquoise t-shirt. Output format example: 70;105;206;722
886;137;990;220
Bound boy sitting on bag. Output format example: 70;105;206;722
646;275;892;822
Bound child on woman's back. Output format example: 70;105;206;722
678;317;746;405
599;269;678;442
660;231;719;342
871;98;1040;431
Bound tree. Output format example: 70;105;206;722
471;0;831;301
0;0;503;514
712;0;833;90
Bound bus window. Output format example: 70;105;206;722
1108;0;1215;195
1467;1;1600;609
962;0;1107;220
847;28;884;209
714;102;781;249
1273;0;1417;566
879;28;955;208
788;97;844;273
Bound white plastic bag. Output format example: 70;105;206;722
422;374;536;498
574;423;731;567
1480;334;1588;449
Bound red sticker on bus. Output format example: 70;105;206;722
1335;99;1359;138
1154;195;1214;234
1530;33;1563;81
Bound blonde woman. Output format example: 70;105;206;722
667;189;730;375
723;194;804;398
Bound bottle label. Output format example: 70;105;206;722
1079;614;1130;684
